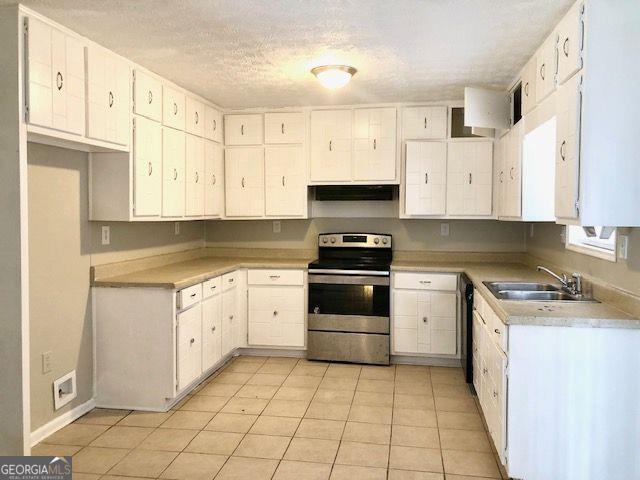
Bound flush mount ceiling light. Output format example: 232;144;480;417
311;65;357;89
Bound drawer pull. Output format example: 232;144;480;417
422;317;428;323
190;293;197;298
228;278;234;283
494;328;501;335
190;338;195;345
419;280;431;284
210;285;216;290
269;275;281;280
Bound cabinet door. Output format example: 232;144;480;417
472;311;484;395
185;134;205;217
185;97;204;137
204;105;223;143
487;339;507;460
225;147;265;217
405;141;447;216
221;287;236;356
353;107;397;181
520;56;537;115
133;116;162;216
495;133;507;217
535;33;558;103
504;121;523;218
177;304;202;391
133;69;162;121
265;112;305;144
26;17;54;129
204;140;224;217
402;106;448;140
162;127;185;217
464;87;510;130
51;30;85;135
224;114;264;145
428;292;457;355
248;287;304;347
310;110;352;182
162;85;185;131
555;73;582;219
202;294;222;372
556;1;585;85
446;142;493;216
393;290;418;354
265;146;306;217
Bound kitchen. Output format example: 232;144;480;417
1;1;639;479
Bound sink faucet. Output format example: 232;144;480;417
537;266;582;295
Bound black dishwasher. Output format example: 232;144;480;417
459;274;474;386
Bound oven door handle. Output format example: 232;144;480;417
308;269;389;276
308;274;390;286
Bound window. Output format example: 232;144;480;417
566;226;617;262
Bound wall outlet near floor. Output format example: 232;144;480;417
42;351;52;374
619;235;629;260
440;223;450;236
53;370;77;410
101;225;110;245
273;220;281;234
174;222;180;235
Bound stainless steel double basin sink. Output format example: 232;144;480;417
483;282;598;302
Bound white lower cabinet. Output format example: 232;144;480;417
221;280;237;356
201;292;222;371
176;303;202;391
392;272;457;356
247;269;305;348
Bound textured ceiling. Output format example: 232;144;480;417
6;0;573;108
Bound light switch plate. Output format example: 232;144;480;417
273;221;281;233
440;223;450;236
42;351;52;374
101;226;110;245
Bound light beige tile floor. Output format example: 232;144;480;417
34;356;507;479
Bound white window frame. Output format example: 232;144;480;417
565;226;617;262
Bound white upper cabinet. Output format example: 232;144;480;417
464;87;510;130
535;33;558;103
555;73;582;220
446;141;493;216
501;121;523;219
520;57;537;115
26;16;85;135
353;107;397;181
161;127;185;218
556;1;584;85
162;85;185;131
225;147;265;217
204;105;223;143
185;96;204;137
495;133;507;218
404;141;447;216
310;109;352;182
185;134;205;217
85;45;130;146
402;106;448;140
225;114;264;146
133;69;162;122
204;140;225;217
265;145;306;217
133;115;162;217
265;112;305;144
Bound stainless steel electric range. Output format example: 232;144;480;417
307;233;392;365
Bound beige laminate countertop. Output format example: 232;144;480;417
92;255;639;329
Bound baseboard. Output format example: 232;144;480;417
238;347;306;358
391;355;462;367
30;398;96;446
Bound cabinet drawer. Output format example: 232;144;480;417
222;271;238;291
177;283;202;310
248;269;304;286
473;289;486;319
202;276;222;299
265;112;305;144
394;272;457;291
162;85;185;130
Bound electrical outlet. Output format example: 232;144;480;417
273;221;281;233
440;223;450;236
174;222;180;235
42;351;52;374
101;225;110;245
619;235;629;260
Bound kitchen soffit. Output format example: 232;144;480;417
7;0;573;108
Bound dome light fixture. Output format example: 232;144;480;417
311;65;357;89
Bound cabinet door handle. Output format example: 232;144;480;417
499;171;504;183
148;90;153;104
425;172;428;184
424;117;428;129
173;102;178;115
212;326;216;332
173;168;178;180
195;171;199;183
228;278;234;283
468;173;472;184
422;317;428;323
195;111;199;125
419;280;431;284
148;162;153;176
540;63;546;81
373;139;377;150
210;285;216;290
329;140;332;151
212;173;216;185
281;122;285;134
269;275;281;280
524;82;529;97
560;140;567;161
509;167;515;180
213;119;217;132
190;338;195;345
494;328;501;335
230;314;234;320
241;124;244;135
493;390;498;398
241;177;245;188
563;37;570;57
282;176;285;187
190;292;197;298
56;71;63;90
109;91;114;108
273;310;278;316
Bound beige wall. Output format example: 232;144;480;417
526;223;640;296
27;143;205;431
205;218;526;252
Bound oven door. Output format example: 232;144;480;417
308;273;390;318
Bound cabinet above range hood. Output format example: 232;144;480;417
314;185;396;201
